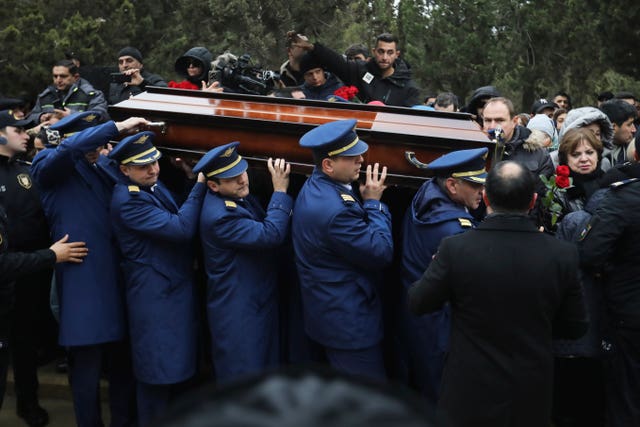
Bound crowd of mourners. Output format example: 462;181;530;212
0;29;639;427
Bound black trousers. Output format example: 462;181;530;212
604;327;640;427
11;269;55;405
0;312;11;409
552;356;605;427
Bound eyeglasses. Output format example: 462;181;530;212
187;61;201;68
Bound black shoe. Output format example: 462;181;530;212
16;402;49;427
55;356;68;374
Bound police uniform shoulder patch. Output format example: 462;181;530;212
578;223;592;241
340;193;356;205
16;173;32;189
610;178;638;189
458;218;472;228
128;185;140;193
224;200;237;209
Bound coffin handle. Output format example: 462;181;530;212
146;122;167;135
405;151;429;169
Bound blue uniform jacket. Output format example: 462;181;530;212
31;122;126;346
292;169;393;350
200;190;292;381
398;179;476;398
110;180;205;384
401;179;476;290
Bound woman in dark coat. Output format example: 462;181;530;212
168;47;213;90
553;127;607;427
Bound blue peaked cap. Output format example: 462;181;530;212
50;111;102;137
299;119;368;159
108;131;162;165
427;147;489;184
192;141;248;179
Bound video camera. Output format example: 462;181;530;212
209;53;281;96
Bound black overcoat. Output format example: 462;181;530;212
409;213;588;427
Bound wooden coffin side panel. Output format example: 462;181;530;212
108;88;494;186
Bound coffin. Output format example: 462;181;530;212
108;87;494;187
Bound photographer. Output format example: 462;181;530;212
209;52;281;96
108;47;167;105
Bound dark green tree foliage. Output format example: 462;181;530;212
599;0;640;78
1;0;639;111
415;0;504;105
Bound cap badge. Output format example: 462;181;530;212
134;134;149;144
221;147;235;158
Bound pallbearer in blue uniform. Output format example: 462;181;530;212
398;147;488;402
108;132;206;426
193;142;293;383
292;119;393;382
31;111;148;427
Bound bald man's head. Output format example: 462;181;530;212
484;161;536;213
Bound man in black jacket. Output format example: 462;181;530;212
108;47;167;105
409;161;587;427
0;205;87;412
483;97;554;180
580;166;640;427
0;109;54;425
287;31;420;107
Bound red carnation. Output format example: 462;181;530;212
334;85;360;102
168;80;200;91
555;175;571;188
556;165;570;177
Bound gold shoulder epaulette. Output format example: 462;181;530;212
610;178;639;189
340;193;356;204
458;218;472;227
128;185;140;193
225;200;237;209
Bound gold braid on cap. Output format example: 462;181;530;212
328;137;359;157
206;156;242;177
121;147;159;165
451;168;486;178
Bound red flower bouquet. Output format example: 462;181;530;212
554;165;571;188
168;80;200;91
333;85;361;102
540;165;573;227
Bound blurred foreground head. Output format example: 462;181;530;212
156;367;437;427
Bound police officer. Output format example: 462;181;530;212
0;204;88;413
108;132;206;426
292;119;393;381
193;143;292;383
0;109;52;425
398;148;488;402
29;60;108;124
31;111;148;427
